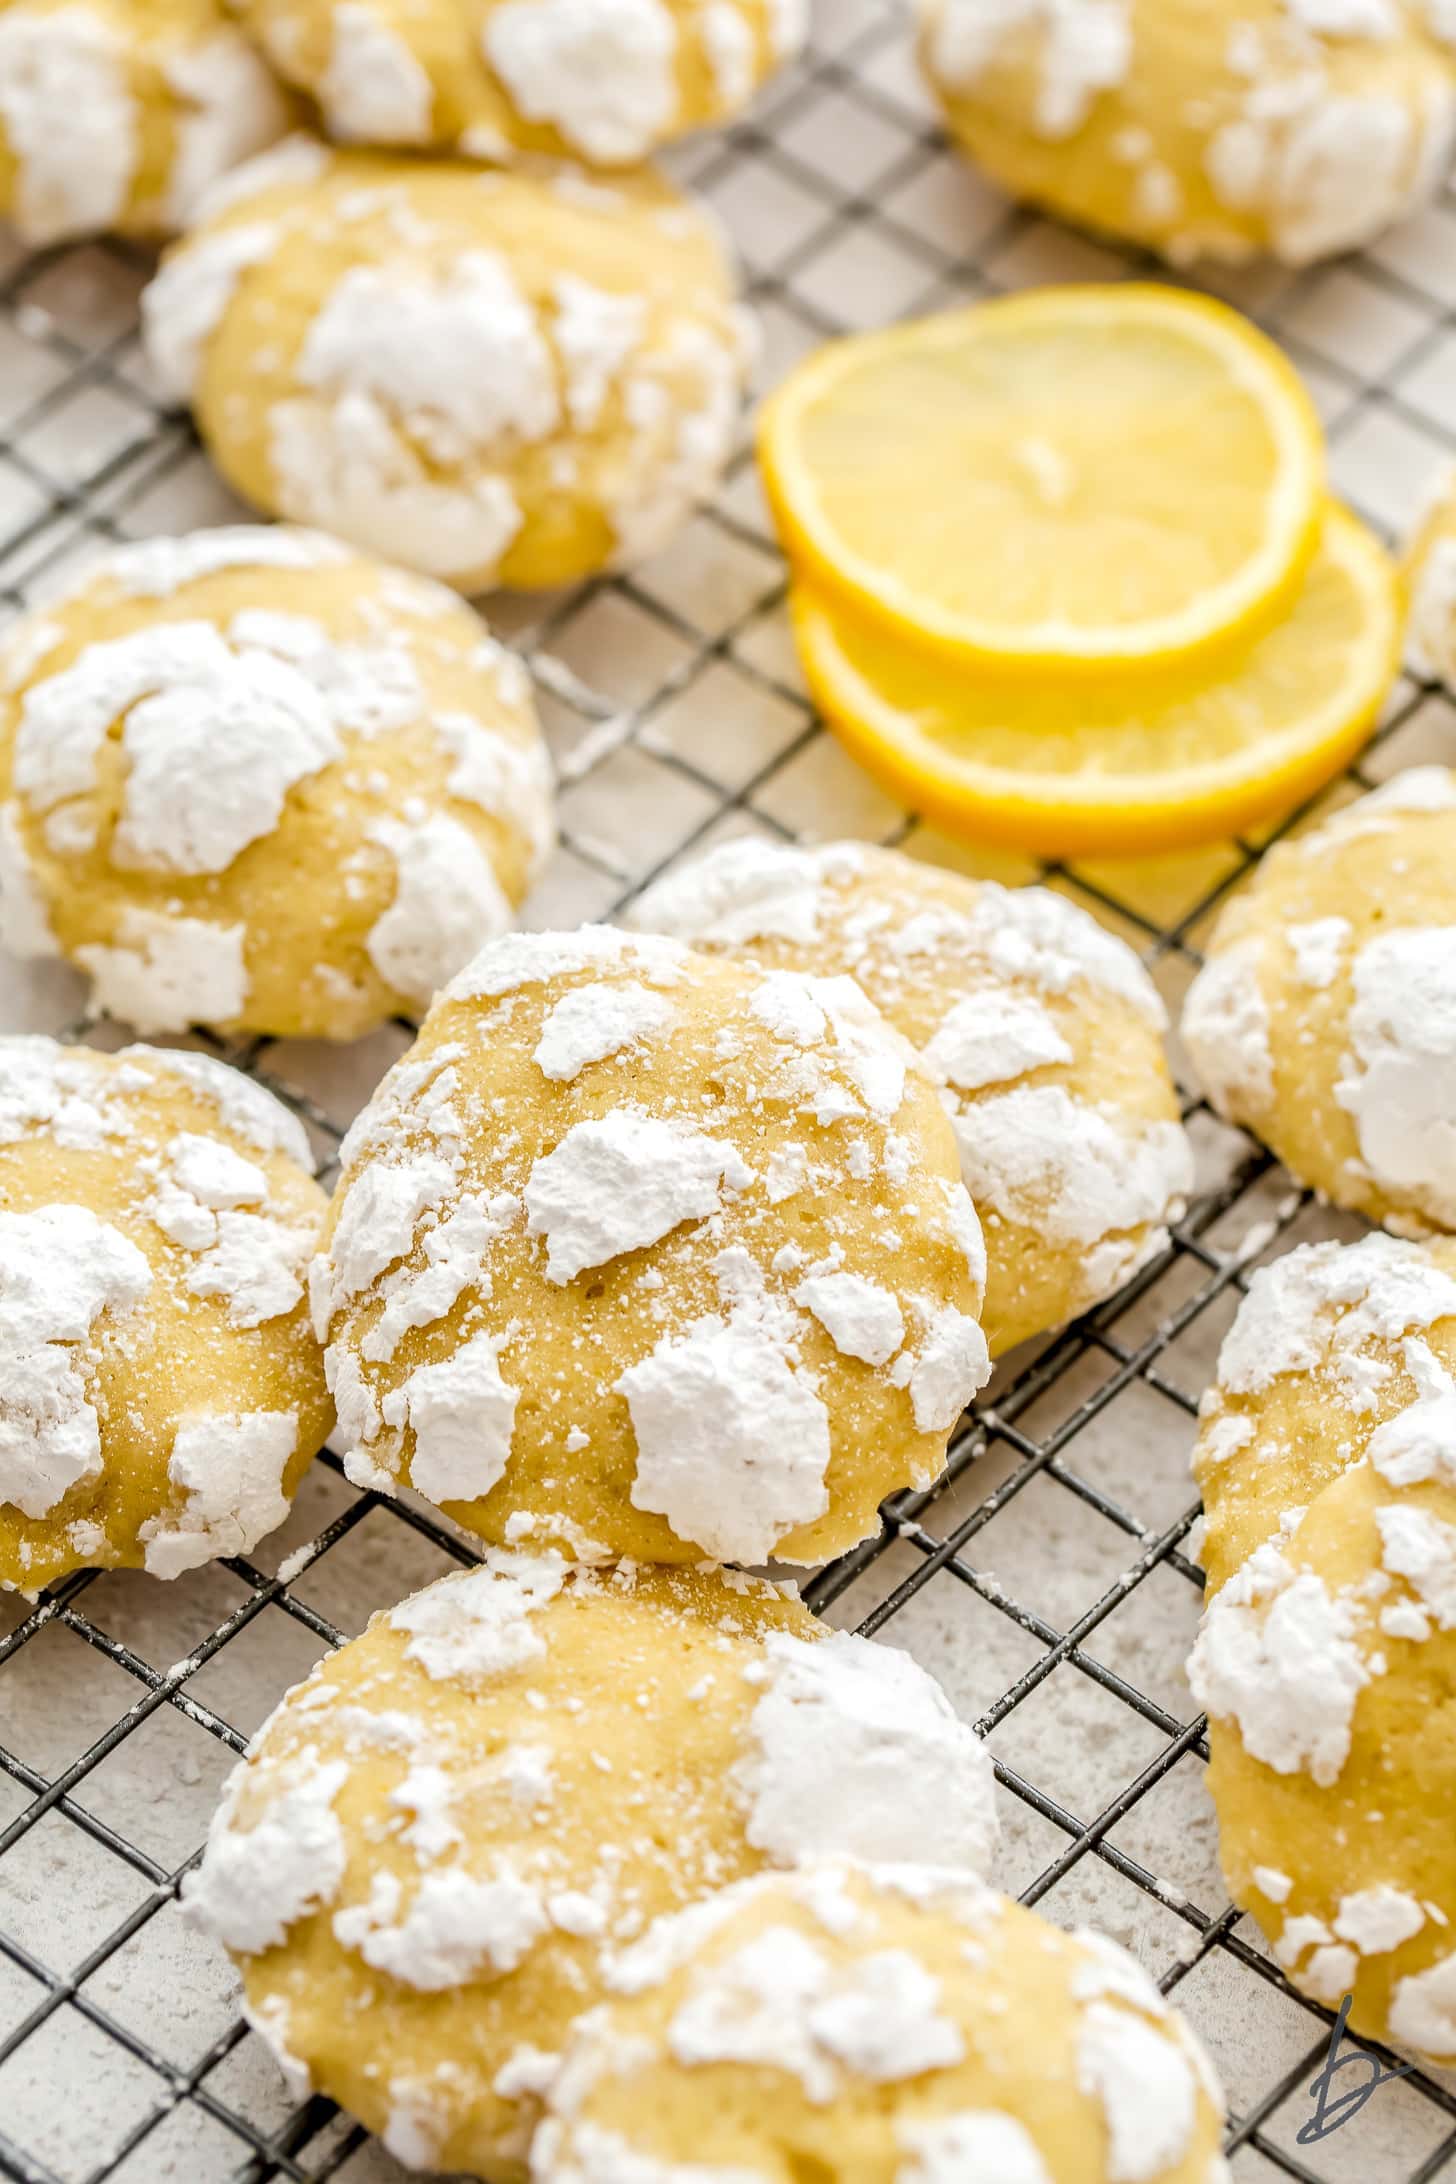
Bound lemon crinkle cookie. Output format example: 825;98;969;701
0;1036;331;1592
635;839;1193;1356
0;0;289;246
313;926;990;1565
1183;768;1456;1235
184;1553;1000;2178
231;0;806;164
534;1859;1228;2184
1189;1232;1456;2062
1404;466;1456;689
919;0;1456;266
140;141;752;593
0;526;552;1040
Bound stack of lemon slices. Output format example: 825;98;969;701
759;285;1402;858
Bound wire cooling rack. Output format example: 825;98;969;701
3;2;1456;2178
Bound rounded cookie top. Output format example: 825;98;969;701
634;838;1192;1356
232;0;806;165
1189;1231;1456;2061
0;525;552;1041
0;1035;331;1591
919;0;1456;267
184;1553;999;2178
534;1858;1227;2184
1182;767;1456;1235
0;0;289;246
140;140;752;593
313;925;991;1567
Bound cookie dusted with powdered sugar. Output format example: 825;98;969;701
232;0;805;165
1183;768;1456;1236
0;1037;331;1592
0;526;552;1040
1188;1233;1456;2063
534;1859;1227;2184
312;926;990;1565
1404;467;1456;691
919;0;1456;267
0;0;289;246
634;840;1193;1356
140;140;752;593
184;1554;999;2179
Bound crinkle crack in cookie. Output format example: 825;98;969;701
0;526;552;1041
313;927;991;1566
635;839;1194;1357
1188;1233;1456;2063
919;0;1456;267
0;1036;331;1592
0;0;289;246
140;139;753;593
1183;768;1456;1236
184;1553;1000;2179
232;0;806;165
534;1859;1228;2184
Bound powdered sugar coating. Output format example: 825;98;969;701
318;929;988;1567
0;1;287;247
732;1632;999;1873
1336;927;1456;1227
0;1037;330;1592
234;0;798;162
184;1558;999;2176
536;1860;1223;2181
140;144;751;594
1183;938;1276;1116
1192;1229;1456;2060
1188;1541;1371;1785
635;839;1189;1356
1183;769;1456;1235
484;0;680;161
921;0;1456;267
0;525;552;1040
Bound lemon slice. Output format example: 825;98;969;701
791;503;1400;859
760;284;1324;674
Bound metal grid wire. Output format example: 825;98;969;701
2;0;1456;2176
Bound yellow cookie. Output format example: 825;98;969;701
1404;465;1456;690
185;1555;999;2178
634;840;1192;1356
0;526;552;1042
141;140;752;592
233;0;806;163
0;1036;331;1592
536;1860;1227;2184
0;0;288;244
314;926;990;1566
1189;1233;1456;2062
920;0;1456;266
1182;768;1456;1235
